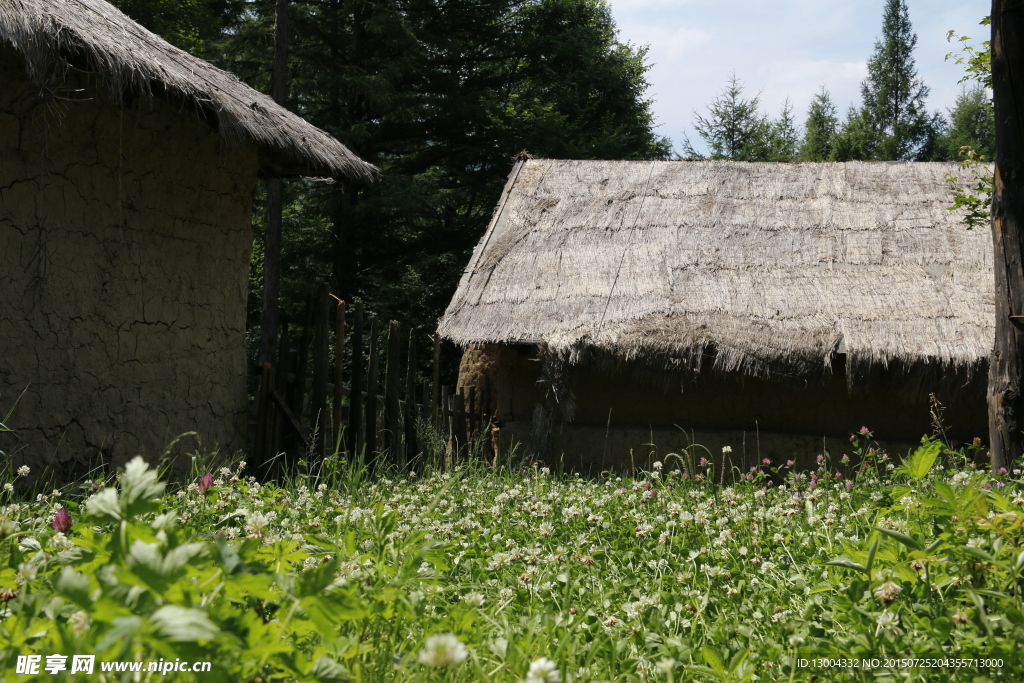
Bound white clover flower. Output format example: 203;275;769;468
525;657;561;683
876;610;901;633
417;633;468;667
16;466;29;477
3;483;12;493
656;657;676;675
652;461;663;471
722;446;732;454
462;592;486;607
245;512;270;535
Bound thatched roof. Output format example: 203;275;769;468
0;0;376;181
439;159;994;386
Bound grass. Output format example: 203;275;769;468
1;430;1023;682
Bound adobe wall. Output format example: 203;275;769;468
0;46;258;476
475;344;987;469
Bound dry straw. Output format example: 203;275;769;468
0;0;376;181
440;159;994;393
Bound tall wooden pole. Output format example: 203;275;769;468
259;0;290;366
989;1;1024;472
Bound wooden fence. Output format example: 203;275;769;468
250;285;491;476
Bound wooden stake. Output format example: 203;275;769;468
383;321;402;466
333;299;346;450
348;302;364;456
311;284;330;460
365;319;379;463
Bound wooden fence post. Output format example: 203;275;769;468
404;329;418;468
310;284;330;461
383;321;402;467
348;302;364;457
333;299;346;452
453;390;466;460
254;361;273;476
431;335;441;427
440;385;450;463
365;319;379;463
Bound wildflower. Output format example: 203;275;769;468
2;483;11;493
199;474;214;493
721;446;732;454
875;610;901;634
0;586;18;601
656;658;677;675
52;508;72;533
952;609;969;625
860;426;870;435
462;593;486;607
652;461;663;471
816;454;825;464
417;633;468;667
16;466;29;477
873;580;902;604
523;657;562;683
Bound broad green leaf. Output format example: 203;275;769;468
901;441;942;481
150;605;219;642
55;567;91;608
120;456;165;518
85;488;122;523
701;645;727;677
310;655;349;683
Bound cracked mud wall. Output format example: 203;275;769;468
0;46;258;476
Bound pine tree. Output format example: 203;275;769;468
936;85;995;160
799;87;838;161
766;98;799;161
860;0;935;160
682;74;771;160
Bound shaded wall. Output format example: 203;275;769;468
0;46;259;476
467;344;987;469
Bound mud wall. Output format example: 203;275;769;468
479;344;987;468
0;46;259;476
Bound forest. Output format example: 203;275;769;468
106;0;995;382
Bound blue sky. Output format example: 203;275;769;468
605;0;991;156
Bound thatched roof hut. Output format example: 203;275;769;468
0;0;376;180
441;159;993;467
0;0;373;476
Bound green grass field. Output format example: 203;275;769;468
1;432;1023;682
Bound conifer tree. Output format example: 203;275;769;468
682;74;770;160
799;88;838;161
936;85;995;160
859;0;936;160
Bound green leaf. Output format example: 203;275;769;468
901;441;942;481
120;456;166;518
310;655;349;683
875;527;923;551
701;645;727;678
149;605;219;642
964;546;995;563
55;567;91;608
824;558;868;574
866;536;879;575
85;488;122;523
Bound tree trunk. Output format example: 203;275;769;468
988;1;1024;472
259;0;289;366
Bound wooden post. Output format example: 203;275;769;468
383;321;402;466
254;362;273;475
468;386;477;439
453;391;466;460
288;288;315;427
333;299;346;451
310;284;330;460
404;329;418;467
440;385;450;462
989;2;1024;471
365;318;379;462
270;330;292;472
421;379;430;423
431;335;441;426
348;302;364;456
